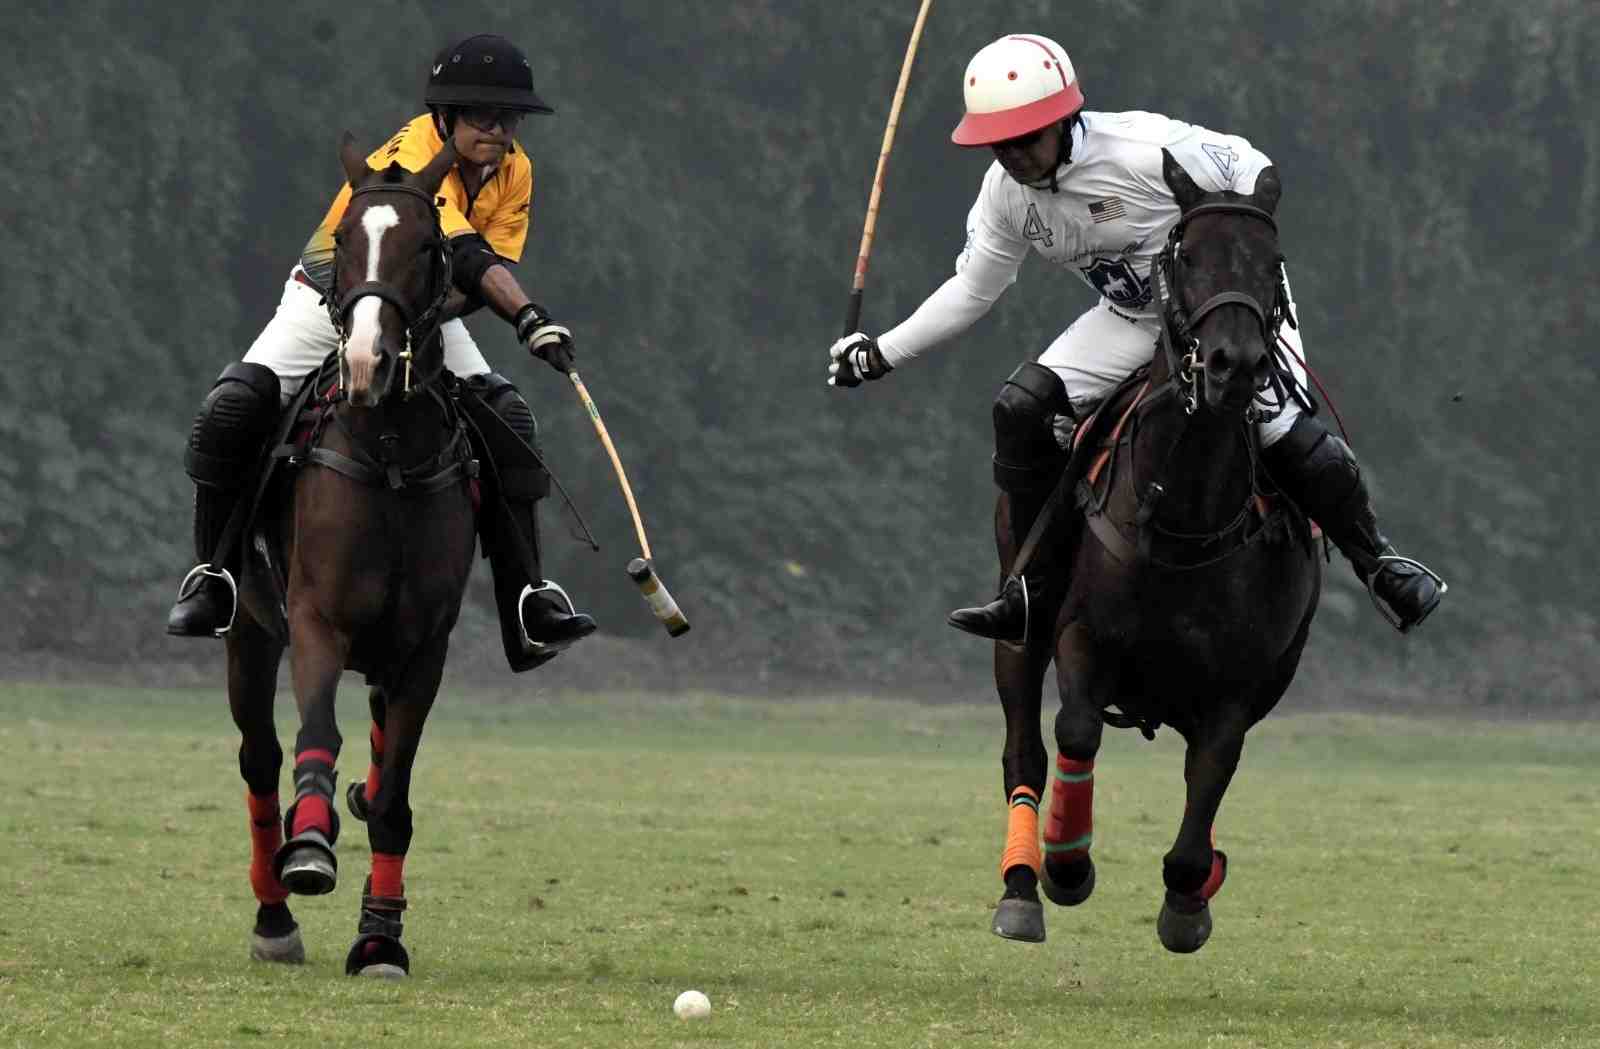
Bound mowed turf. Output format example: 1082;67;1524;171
0;682;1595;1048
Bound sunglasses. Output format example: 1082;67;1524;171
457;108;524;133
991;127;1048;152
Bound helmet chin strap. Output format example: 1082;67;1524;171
1023;115;1081;193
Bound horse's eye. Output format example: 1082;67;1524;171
1178;249;1193;265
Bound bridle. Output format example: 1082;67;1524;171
1152;200;1291;419
328;182;454;400
1104;199;1303;569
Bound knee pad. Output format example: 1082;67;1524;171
465;372;537;446
185;363;281;489
993;362;1069;493
1268;413;1360;505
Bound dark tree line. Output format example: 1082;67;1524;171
2;0;1594;707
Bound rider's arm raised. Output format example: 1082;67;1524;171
877;172;1027;368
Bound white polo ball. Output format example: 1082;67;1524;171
673;989;711;1020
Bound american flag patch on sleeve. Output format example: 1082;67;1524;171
1088;197;1126;223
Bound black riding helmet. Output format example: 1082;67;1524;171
425;34;554;115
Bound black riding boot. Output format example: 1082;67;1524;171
167;363;281;637
949;363;1073;644
468;374;596;670
489;495;597;671
1263;414;1445;633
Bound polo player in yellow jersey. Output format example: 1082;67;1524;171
168;34;596;669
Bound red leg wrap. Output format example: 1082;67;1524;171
365;722;385;804
245;790;288;905
1043;755;1094;863
370;852;405;899
291;793;332;838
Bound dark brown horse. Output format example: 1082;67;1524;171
228;137;478;977
989;151;1322;953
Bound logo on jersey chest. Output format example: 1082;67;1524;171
1080;257;1152;308
1022;203;1054;247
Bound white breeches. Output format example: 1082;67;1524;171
1037;298;1307;447
242;271;492;403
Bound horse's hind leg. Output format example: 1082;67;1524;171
991;639;1052;943
226;616;302;963
345;639;446;979
1157;708;1247;954
344;685;388;824
275;615;349;896
1041;622;1105;909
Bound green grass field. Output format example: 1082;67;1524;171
1;682;1595;1048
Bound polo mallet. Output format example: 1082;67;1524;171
567;370;690;637
843;0;935;336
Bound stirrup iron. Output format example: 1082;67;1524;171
176;563;238;638
1366;554;1447;633
517;580;579;655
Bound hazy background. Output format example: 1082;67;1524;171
1;0;1594;710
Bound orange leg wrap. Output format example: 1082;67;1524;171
999;786;1041;879
1043;755;1094;863
370;852;405;899
246;790;288;905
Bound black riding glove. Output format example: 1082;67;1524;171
515;303;576;374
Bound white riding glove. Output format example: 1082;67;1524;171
827;332;893;388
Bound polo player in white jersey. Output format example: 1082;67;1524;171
829;33;1445;640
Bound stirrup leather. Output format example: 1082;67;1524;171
176;563;239;637
1366;554;1447;633
517;580;579;655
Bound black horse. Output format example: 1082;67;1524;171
989;151;1322;953
228;138;479;977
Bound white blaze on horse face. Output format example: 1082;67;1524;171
344;204;401;405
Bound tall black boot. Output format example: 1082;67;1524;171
1263;414;1445;632
949;363;1073;644
167;363;281;638
167;483;243;637
467;374;596;670
490;495;596;672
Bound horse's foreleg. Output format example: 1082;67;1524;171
1041;622;1105;908
346;637;446;979
276;610;349;896
226;616;301;963
990;637;1052;943
1157;710;1247;953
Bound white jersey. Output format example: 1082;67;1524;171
877;110;1274;366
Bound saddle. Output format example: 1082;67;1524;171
1066;369;1316;571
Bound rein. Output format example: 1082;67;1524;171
1093;201;1295;570
328;182;454;399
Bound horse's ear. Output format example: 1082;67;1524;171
339;131;370;187
1252;165;1282;215
1161;148;1206;212
415;142;458;197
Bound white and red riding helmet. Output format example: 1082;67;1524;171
951;34;1083;147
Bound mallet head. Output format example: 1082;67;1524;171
626;558;690;637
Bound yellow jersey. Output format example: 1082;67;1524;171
298;114;534;292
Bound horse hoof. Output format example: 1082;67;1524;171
345;933;410;977
1157;892;1213;954
345;781;370;823
278;845;337;896
992;898;1046;943
1040;856;1096;907
249;927;305;964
